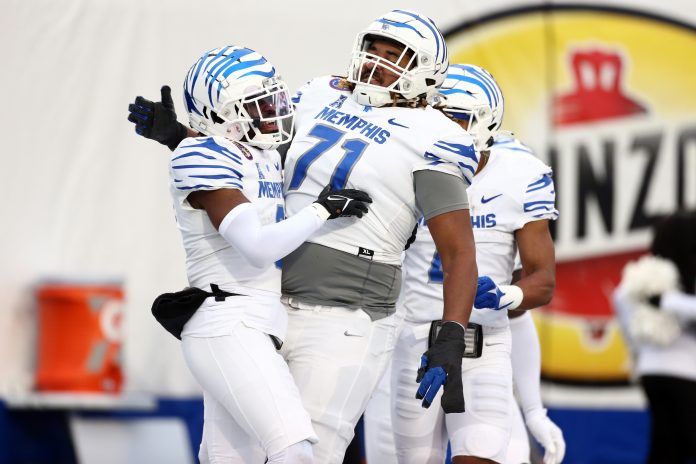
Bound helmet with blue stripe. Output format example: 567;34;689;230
183;45;293;149
434;64;505;138
347;10;449;107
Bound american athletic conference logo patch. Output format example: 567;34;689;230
329;77;352;91
231;140;253;160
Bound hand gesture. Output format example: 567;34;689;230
127;85;187;150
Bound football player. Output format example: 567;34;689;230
128;11;484;463
385;64;563;464
158;45;371;464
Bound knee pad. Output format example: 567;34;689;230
267;440;314;464
450;424;509;461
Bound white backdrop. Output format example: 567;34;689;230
1;0;693;396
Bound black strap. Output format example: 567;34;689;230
210;283;239;302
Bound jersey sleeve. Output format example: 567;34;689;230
169;136;246;208
516;170;559;229
422;132;479;186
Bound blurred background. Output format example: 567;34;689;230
1;0;695;462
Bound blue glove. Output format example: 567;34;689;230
474;276;505;310
416;321;465;413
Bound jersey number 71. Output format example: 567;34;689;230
287;124;368;191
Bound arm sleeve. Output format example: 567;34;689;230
218;203;328;269
661;290;696;320
413;167;469;220
509;311;544;417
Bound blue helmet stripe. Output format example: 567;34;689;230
394;9;442;63
206;49;256;105
376;19;425;38
216;58;269;100
440;88;472;96
446;74;493;106
239;68;275;79
205;46;233;83
189;51;211;109
209;48;256;85
465;66;499;106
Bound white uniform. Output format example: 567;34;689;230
170;136;317;462
279;76;479;464
391;136;558;463
284;76;479;266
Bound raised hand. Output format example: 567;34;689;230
127;85;188;150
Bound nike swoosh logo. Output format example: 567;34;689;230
387;118;409;128
481;194;503;204
344;330;364;337
498;301;513;311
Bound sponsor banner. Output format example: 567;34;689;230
446;5;696;381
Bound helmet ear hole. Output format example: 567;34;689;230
425;78;436;86
210;110;225;125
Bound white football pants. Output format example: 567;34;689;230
182;320;317;463
391;320;514;463
280;298;400;464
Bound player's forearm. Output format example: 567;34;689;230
441;249;477;326
515;268;555;310
509;311;544;415
219;203;327;268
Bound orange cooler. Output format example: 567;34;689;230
35;281;124;393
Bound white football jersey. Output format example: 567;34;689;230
401;136;559;327
283;76;479;266
169;136;285;297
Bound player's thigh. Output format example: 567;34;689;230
391;321;448;464
282;306;399;463
447;326;513;463
182;322;316;456
364;358;398;464
199;390;266;463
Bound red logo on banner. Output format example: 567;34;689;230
553;48;647;126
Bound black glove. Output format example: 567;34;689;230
314;185;372;219
127;85;188;151
416;321;466;413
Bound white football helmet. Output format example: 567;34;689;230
347;9;449;107
183;45;293;149
432;64;505;146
